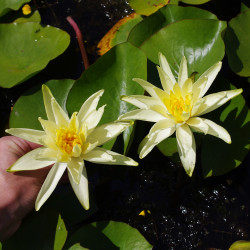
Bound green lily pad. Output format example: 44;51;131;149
64;221;152;250
180;0;211;4
128;5;217;47
229;240;250;250
68;243;89;250
13;10;41;23
2;208;61;250
201;77;250;177
0;0;30;17
140;19;226;79
0;22;70;88
9;79;75;129
224;9;250;77
128;0;169;16
54;214;68;250
67;42;147;151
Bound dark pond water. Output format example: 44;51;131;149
1;0;250;249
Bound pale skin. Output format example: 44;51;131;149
0;136;50;241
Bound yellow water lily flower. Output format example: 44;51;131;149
6;85;138;211
118;53;242;177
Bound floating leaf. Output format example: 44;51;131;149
128;5;217;48
64;221;152;250
9;79;75;129
140;19;226;79
229;240;250;250
68;243;89;250
0;22;70;88
3;208;61;250
201;77;250;177
180;0;211;4
67;42;147;151
97;13;143;55
13;10;41;23
128;0;169;16
54;214;68;250
0;0;30;17
224;9;250;77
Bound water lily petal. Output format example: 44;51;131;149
38;118;58;137
122;95;162;110
7;147;55;172
203;119;231;143
68;164;89;210
133;78;169;101
87;121;132;146
42;84;55;122
77;89;104;124
176;124;196;177
84;105;106;132
158;52;176;85
192;91;226;116
69;112;79;132
5;128;45;145
84;147;138;166
157;66;173;94
35;162;67;210
186;117;209;134
67;157;84;185
51;98;69;127
118;109;166;122
139;119;176;158
196;89;243;116
178;56;188;88
196;61;222;98
37;147;60;161
192;76;208;105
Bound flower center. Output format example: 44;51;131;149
56;128;81;155
164;91;192;123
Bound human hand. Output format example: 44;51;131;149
0;136;50;241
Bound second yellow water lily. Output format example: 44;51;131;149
118;53;242;177
6;85;138;211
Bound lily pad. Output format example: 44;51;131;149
54;214;68;250
68;243;88;250
180;0;211;4
140;19;226;79
66;42;147;151
97;13;143;55
201;77;250;177
13;10;41;23
0;22;70;88
224;9;250;77
64;221;152;249
229;240;250;250
0;0;30;17
128;0;169;16
128;5;217;47
9;79;75;129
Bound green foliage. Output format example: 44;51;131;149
54;214;68;250
128;5;217;48
64;221;152;250
9;79;75;129
0;0;30;17
67;42;147;151
229;240;250;250
128;0;169;16
201;78;250;177
140;19;226;79
68;243;89;250
180;0;211;4
0;21;70;88
225;9;250;77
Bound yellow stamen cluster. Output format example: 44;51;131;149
164;88;192;123
56;128;81;155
